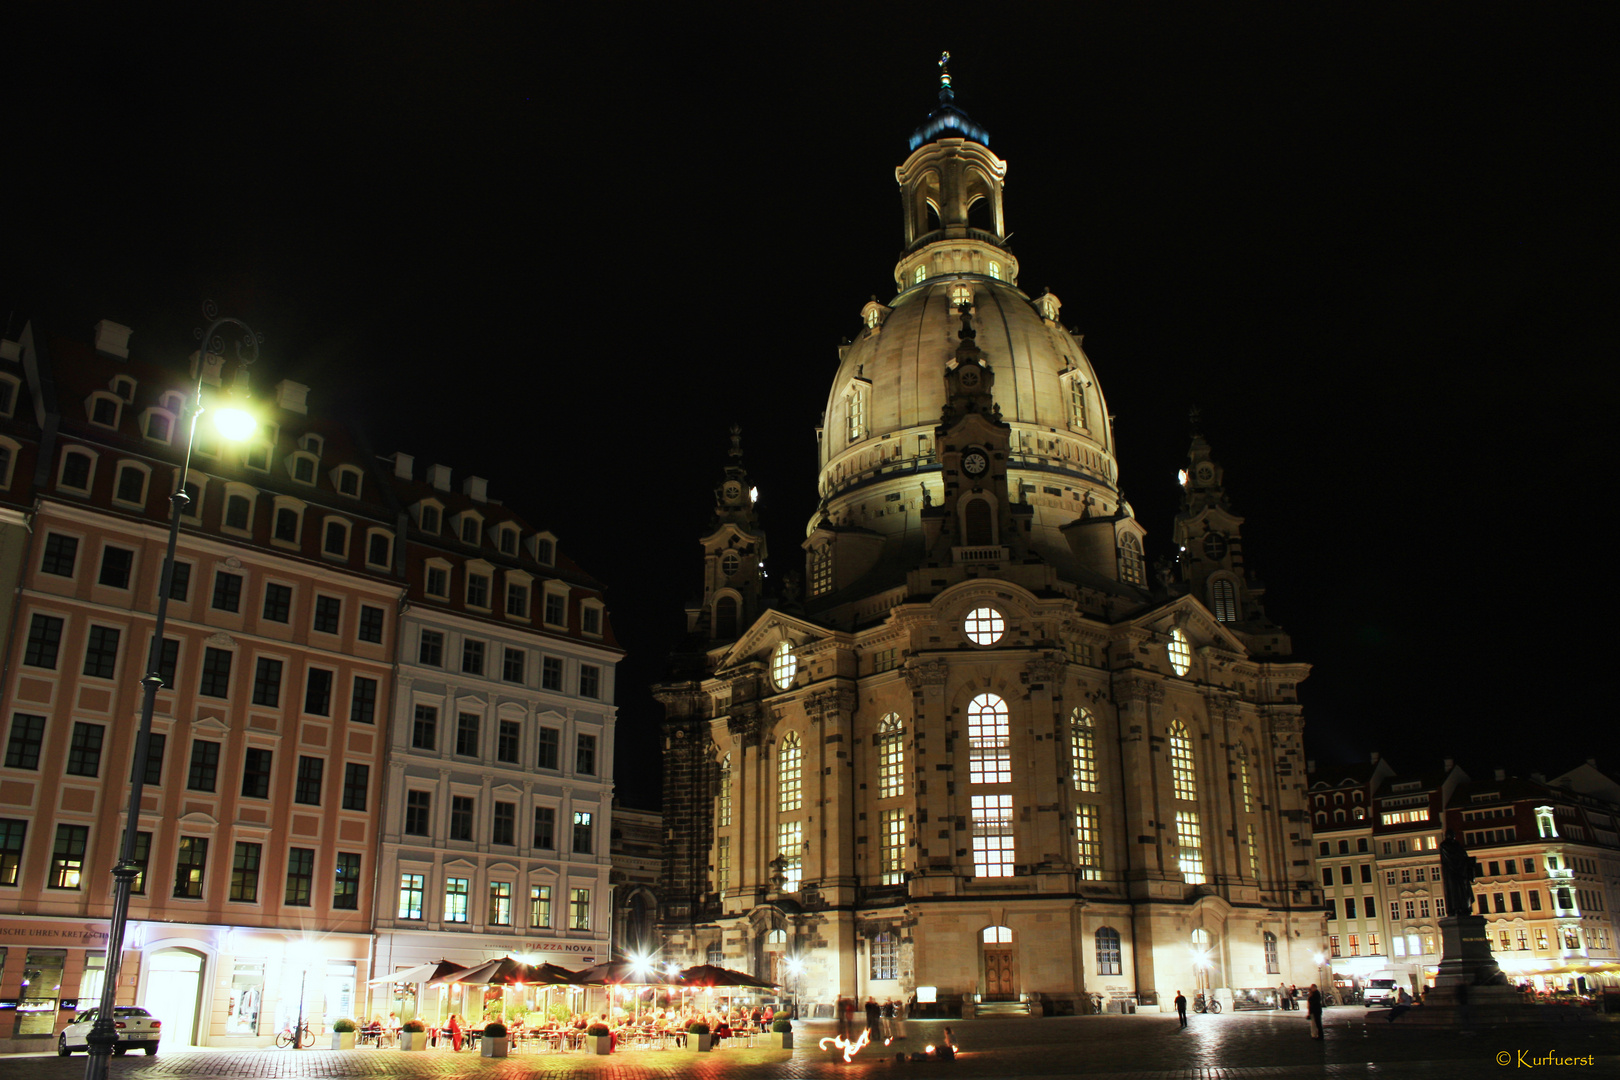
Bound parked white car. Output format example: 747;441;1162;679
58;1006;162;1056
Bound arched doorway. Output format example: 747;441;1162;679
981;926;1016;1001
147;948;206;1047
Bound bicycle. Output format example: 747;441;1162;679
1193;992;1221;1014
275;1023;314;1049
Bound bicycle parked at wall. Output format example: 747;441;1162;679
1193;992;1221;1014
275;1022;314;1049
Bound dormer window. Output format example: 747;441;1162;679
987;260;1002;281
88;393;121;428
141;409;173;443
581;602;603;637
287;452;317;484
222;484;256;535
846;379;869;442
505;575;531;619
866;308;880;328
459;514;482;546
58;448;95;494
913;265;926;285
424;559;451;599
529;534;556;565
271;498;306;546
465;562;493;609
299;433;324;458
418;502;441;534
1062;371;1088;431
365;529;393;569
496;524;519;556
0;374;19;418
322;517;350;558
112;376;136;402
333;465;363;498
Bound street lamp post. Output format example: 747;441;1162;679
84;314;260;1080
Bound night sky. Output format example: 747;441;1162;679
6;7;1614;807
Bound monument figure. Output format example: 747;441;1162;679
1439;831;1476;915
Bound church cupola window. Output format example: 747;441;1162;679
847;382;869;442
1169;719;1197;799
778;733;803;812
1118;534;1145;586
809;545;833;596
967;692;1011;783
913;265;927;286
950;282;973;309
770;641;798;691
1070;707;1098;792
987;260;1002;281
713;595;738;638
877;714;905;798
964;605;1005;646
1064;372;1088;431
721;551;740;578
1168;628;1192;676
1210;578;1239;623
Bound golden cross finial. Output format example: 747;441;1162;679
939;51;953;99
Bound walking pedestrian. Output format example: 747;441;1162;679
1277;982;1290;1011
1306;985;1323;1039
894;997;907;1040
881;999;895;1041
864;996;881;1036
836;996;850;1039
1175;990;1188;1028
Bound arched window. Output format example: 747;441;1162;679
877;714;904;798
1210;578;1239;623
1169;720;1196;800
1118;534;1144;586
778;734;802;813
1263;931;1280;974
714;595;738;638
716;753;732;828
1071;707;1098;792
1095;927;1122;975
981;925;1012;944
967;693;1010;784
706;943;723;965
810;545;833;596
1167;628;1191;676
963;497;993;546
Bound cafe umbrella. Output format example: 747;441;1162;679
365;960;467;1028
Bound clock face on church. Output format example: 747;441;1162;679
962;448;989;478
959;366;981;389
722;481;742;502
1202;533;1228;561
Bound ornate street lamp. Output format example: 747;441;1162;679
84;310;261;1080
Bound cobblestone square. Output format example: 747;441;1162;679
7;1010;1619;1080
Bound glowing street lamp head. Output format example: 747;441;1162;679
785;956;806;977
210;402;258;442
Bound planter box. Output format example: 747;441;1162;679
331;1032;357;1050
480;1037;508;1058
767;1030;793;1049
400;1032;426;1051
686;1034;713;1052
588;1034;613;1055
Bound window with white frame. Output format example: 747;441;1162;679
716;753;732;827
1167;627;1192;676
877;714;904;799
987;260;1002;280
880;808;906;885
333;465;363;497
287;451;318;484
113;462;149;507
270;497;305;546
1075;804;1101;880
496;524;519;556
1071;707;1098;792
778;733;802;812
322;517;350;558
770;641;797;690
971;794;1014;877
459;513;482;546
87;392;122;428
777;820;803;891
424;559;451;599
366;529;393;569
1176;810;1204;884
1118;533;1145;586
1169;720;1197;800
847;381;868;442
967;693;1010;783
58;447;96;493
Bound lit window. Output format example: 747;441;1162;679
445;877;469;922
770;641;797;691
1237;746;1253;812
1075;804;1101;880
971;794;1014;877
1067;375;1087;430
913;265;926;285
987;261;1001;280
716;835;731;895
1168;628;1191;676
810;545;833;595
1095;927;1122;975
1118;534;1144;586
880;809;906;885
777;820;803;891
1264;931;1279;973
530;885;551;928
871;932;899;979
1169;720;1196;800
1211;579;1238;622
964;606;1005;645
1248;823;1260;877
569;887;591;930
847;383;867;442
950;282;972;308
1176;810;1204;884
877;714;904;799
50;824;89;890
488;882;512;925
717;753;732;827
1071;707;1098;792
968;693;1010;784
778;733;802;812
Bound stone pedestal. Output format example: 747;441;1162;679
1433;914;1501;995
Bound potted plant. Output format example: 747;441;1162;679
768;1015;793;1049
685;1020;713;1052
586;1022;613;1055
480;1021;509;1058
400;1019;426;1051
330;1018;357;1051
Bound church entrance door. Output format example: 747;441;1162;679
983;948;1016;1001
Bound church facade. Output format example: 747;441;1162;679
656;71;1324;1015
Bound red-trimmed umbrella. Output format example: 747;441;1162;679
675;964;777;989
438;957;580;987
367;959;466;986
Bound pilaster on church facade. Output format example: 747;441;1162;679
656;64;1321;1017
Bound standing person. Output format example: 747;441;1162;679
864;996;881;1036
1175;990;1188;1028
881;999;895;1041
1277;982;1290;1011
836;996;850;1039
1306;985;1324;1039
449;1013;463;1052
894;997;907;1040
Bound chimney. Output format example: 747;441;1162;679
1494;768;1506;781
427;464;452;492
1531;772;1546;784
462;475;487;503
1370;752;1380;764
1588;757;1598;768
275;379;309;414
93;319;132;359
1306;759;1316;774
1443;757;1454;772
390;452;414;480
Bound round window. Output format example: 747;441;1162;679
964;606;1005;646
1168;628;1192;676
770;641;798;691
721;552;740;577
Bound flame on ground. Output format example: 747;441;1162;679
818;1027;871;1062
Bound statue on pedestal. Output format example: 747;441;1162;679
1439;832;1476;916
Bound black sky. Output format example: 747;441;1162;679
6;5;1615;806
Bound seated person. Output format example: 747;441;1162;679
937;1026;956;1060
